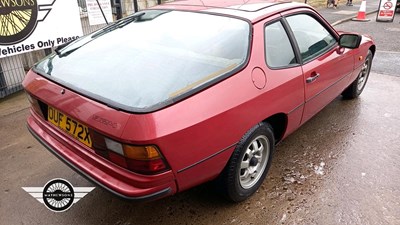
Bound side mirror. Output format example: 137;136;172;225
339;34;362;49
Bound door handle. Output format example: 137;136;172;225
306;73;320;83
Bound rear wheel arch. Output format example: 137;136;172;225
263;113;288;144
216;122;275;202
214;113;287;201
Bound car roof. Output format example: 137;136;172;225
153;0;311;22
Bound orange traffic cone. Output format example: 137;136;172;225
352;0;370;21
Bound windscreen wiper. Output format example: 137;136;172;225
55;36;93;58
54;41;71;55
91;11;145;39
56;12;145;58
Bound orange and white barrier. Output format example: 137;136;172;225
352;0;370;21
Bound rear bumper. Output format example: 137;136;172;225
27;110;177;201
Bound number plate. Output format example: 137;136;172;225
47;106;92;148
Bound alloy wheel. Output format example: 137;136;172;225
239;135;270;189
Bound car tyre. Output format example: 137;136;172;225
342;50;373;99
217;122;275;202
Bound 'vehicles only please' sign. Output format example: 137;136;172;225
0;0;83;58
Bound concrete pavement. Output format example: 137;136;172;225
315;0;380;25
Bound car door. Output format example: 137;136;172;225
282;12;354;124
260;18;305;137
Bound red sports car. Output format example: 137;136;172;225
23;0;375;202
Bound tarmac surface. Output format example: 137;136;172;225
316;0;380;25
1;3;400;225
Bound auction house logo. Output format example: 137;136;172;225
0;0;55;45
22;178;95;212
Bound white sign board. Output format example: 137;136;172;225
86;0;113;26
0;0;83;58
376;0;396;22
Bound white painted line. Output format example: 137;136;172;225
333;10;357;15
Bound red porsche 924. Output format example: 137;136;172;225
23;0;375;202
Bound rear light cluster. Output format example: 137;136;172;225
26;93;46;119
91;131;169;175
26;93;169;175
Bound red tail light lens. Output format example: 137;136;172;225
108;151;128;168
126;158;168;175
26;93;168;175
90;131;169;175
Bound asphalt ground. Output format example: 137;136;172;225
319;0;400;77
1;3;400;225
333;10;400;77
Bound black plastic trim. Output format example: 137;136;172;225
287;102;304;115
177;142;237;173
263;17;301;70
281;10;340;65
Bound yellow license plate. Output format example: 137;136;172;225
47;106;92;148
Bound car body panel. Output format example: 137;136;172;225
23;73;130;140
300;44;356;123
23;73;177;199
23;1;376;200
154;1;307;23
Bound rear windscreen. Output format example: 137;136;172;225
34;10;250;112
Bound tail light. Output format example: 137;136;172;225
26;93;45;118
26;92;168;175
91;131;169;175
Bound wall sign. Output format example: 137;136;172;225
376;0;396;22
86;0;113;26
0;0;83;58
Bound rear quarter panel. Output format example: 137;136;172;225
120;16;305;191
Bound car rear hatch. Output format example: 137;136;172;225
23;71;176;199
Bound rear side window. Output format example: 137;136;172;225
286;14;336;62
34;11;250;112
265;21;296;68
